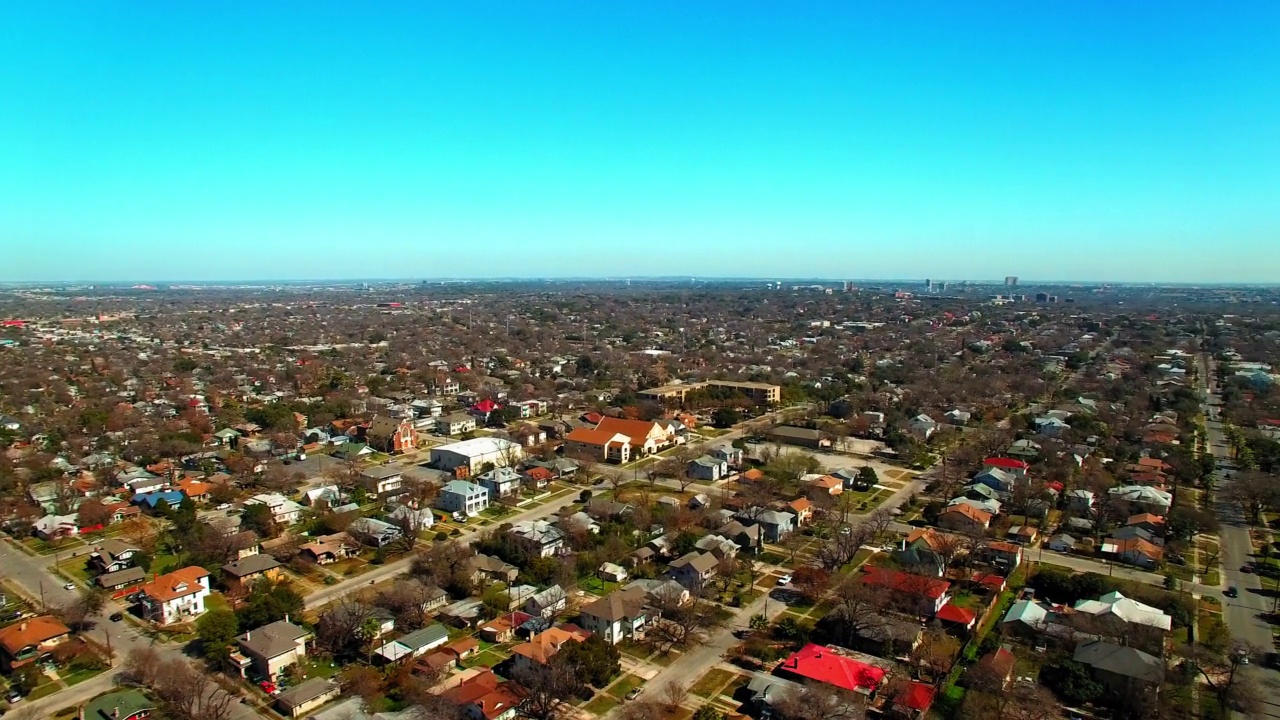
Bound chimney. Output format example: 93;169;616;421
285;613;290;624
112;708;120;718
18;622;27;632
245;631;250;641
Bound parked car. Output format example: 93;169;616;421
6;691;21;704
626;687;643;701
452;512;467;523
777;574;793;586
110;612;124;622
1225;586;1239;598
63;583;76;591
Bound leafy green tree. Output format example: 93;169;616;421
196;610;240;666
555;634;621;687
236;578;304;629
692;705;724;720
856;465;879;489
240;503;277;539
1042;659;1103;705
712;408;741;428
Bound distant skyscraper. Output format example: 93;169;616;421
1005;276;1018;287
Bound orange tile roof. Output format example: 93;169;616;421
812;475;842;489
940;504;992;525
788;498;812;512
742;469;765;481
565;428;628;447
510;625;590;665
178;479;212;497
0;616;71;656
594;417;665;445
138;566;210;603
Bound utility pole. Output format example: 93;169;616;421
103;629;113;667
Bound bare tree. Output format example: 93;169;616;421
645;591;724;655
1188;641;1262;718
662;680;689;712
511;659;579;720
770;681;867;720
152;660;238;720
315;596;378;660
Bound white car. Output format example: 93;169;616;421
63;583;76;591
777;574;793;586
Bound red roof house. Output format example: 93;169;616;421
891;681;937;718
935;603;977;631
983;457;1029;474
472;399;502;414
778;644;886;695
862;566;952;615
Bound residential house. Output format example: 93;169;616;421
177;479;212;503
937;504;993;533
479;611;534;643
861;566;953;616
299;533;358;565
1006;525;1038;546
83;690;155;720
274;678;340;718
1046;534;1077;552
888;681;937;720
374;623;451;663
348;517;403;547
387;503;435;531
745;672;806;717
787;498;814;525
437;480;490;517
908;415;938;440
521;466;554;489
96;566;147;592
579;588;648;645
696;534;739;561
982;457;1029;478
442;669;524;720
669;551;719;590
598;562;628;583
437;413;478;436
1126;513;1166;535
222;554;283;592
948;495;1001;517
1108;486;1173;515
0;615;72;671
944;409;972;425
1034;416;1070;437
360;466;404;497
508;521;565;557
739;509;794;542
233;620;310;680
1072;640;1164;697
710;445;744;468
525;585;567;619
132;491;185;513
982;541;1024;572
1072;591;1172;653
33;513;79;541
687;455;727;481
936;603;978;634
439;599;487;628
847;613;925;657
809;474;844;497
477;467;523;498
1102;537;1163;568
970;467;1018;495
1001;600;1053;638
1067;489;1096;513
966;647;1016;691
509;625;591;675
777;643;887;695
89;539;141;574
245;493;303;526
469;554;519;585
366;415;418;454
136;566;212;625
563;428;632;464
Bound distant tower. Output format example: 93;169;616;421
1005;276;1018;287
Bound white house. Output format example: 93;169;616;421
477;466;523;498
360;466;404;496
245;493;303;526
137;567;212;625
578;588;647;645
438;480;490;516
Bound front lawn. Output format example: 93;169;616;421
606;674;645;700
583;694;621;715
690;668;736;698
62;667;105;686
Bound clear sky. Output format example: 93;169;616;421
2;2;1278;283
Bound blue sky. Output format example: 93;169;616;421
2;2;1277;283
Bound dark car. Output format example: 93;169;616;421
110;612;124;622
1242;564;1255;574
1225;586;1239;598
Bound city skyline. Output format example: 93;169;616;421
3;2;1278;283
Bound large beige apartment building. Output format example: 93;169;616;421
639;380;781;406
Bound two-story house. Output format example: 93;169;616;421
233;619;311;680
669;551;719;590
245;493;303;526
578;588;647;645
438;480;490;517
477;467;523;499
687;456;727;481
136;566;212;625
89;539;142;574
507;520;565;558
222;554;283;593
436;413;478;436
360;466;405;498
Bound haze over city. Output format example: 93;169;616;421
3;2;1278;283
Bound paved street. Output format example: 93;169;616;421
1200;354;1280;718
0;539;263;720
